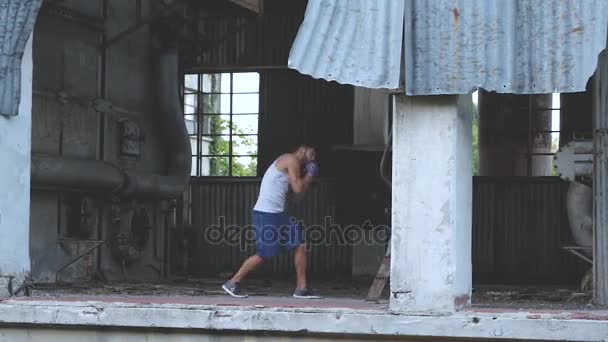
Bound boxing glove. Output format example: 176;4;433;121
305;161;318;177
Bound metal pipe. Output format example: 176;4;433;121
122;46;191;198
31;155;125;193
31;47;191;199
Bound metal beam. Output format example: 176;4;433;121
102;0;182;48
40;2;104;32
228;0;263;14
593;46;608;306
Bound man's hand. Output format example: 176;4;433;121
287;157;313;194
305;161;318;177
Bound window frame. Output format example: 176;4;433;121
184;72;260;178
524;94;561;177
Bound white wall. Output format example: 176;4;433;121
0;33;33;295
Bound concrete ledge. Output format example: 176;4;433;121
0;300;607;341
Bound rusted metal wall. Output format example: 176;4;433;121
190;178;350;277
473;177;588;285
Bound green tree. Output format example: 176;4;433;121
208;116;257;176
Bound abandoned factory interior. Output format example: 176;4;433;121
2;0;608;341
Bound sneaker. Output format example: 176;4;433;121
222;281;248;298
293;288;322;299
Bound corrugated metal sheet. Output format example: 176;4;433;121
0;0;43;116
287;0;404;89
189;176;586;284
405;0;608;95
473;177;588;285
190;178;351;277
288;0;608;95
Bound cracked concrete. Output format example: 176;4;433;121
0;298;607;341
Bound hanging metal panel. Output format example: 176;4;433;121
405;0;608;95
287;0;404;89
0;0;43;116
288;0;607;94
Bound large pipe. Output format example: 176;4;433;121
31;47;191;199
566;181;593;257
122;47;191;198
31;155;125;193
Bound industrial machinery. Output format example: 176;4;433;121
553;139;593;290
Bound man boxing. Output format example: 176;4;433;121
222;145;321;299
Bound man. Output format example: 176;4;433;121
222;145;321;299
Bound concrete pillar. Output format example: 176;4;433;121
0;34;33;296
390;95;472;313
593;47;608;306
478;91;553;176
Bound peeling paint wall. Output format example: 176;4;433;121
390;95;473;313
0;33;33;295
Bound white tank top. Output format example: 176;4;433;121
254;160;289;213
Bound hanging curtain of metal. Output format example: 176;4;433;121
0;0;43;116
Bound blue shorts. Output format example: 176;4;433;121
252;210;304;259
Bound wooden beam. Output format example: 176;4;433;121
228;0;263;14
593;46;608;306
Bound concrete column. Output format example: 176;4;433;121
0;34;33;296
390;95;472;313
478;91;553;176
593;47;608;306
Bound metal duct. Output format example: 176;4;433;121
31;155;125;193
122;47;191;198
31;48;191;199
566;181;593;256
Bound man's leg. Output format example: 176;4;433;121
223;211;279;298
286;217;321;299
231;254;264;284
294;244;307;289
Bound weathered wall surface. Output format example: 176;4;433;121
0;34;34;295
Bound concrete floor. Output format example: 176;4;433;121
20;280;595;312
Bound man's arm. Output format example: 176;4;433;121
286;157;312;194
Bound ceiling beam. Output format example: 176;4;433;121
227;0;263;14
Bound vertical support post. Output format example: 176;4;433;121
593;47;608;306
0;33;33;296
390;94;473;313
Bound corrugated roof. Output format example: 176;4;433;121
288;0;608;95
0;0;43;116
288;0;404;89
